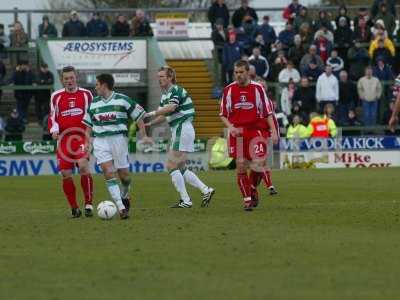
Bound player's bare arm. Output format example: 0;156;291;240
145;115;166;127
136;118;153;144
220;116;241;137
389;93;400;132
145;103;178;118
267;115;279;144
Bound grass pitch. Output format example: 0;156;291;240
0;168;400;300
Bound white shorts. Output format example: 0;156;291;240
170;120;195;152
93;134;130;169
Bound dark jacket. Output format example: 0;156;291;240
5;116;25;134
62;20;86;37
38;22;58;38
347;46;370;80
371;0;396;18
0;60;5;84
258;23;277;46
292;86;317;113
208;2;230;28
232;6;258;28
211;28;228;63
12;69;34;99
288;44;306;67
131;19;153;37
36;70;54;86
278;29;295;48
111;21;130;37
353;25;372;43
372;47;394;66
339;80;358;106
86;19;109;37
302;65;323;82
334;26;354;49
372;65;394;81
222;42;242;71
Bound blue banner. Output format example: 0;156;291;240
280;136;400;152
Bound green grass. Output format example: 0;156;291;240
1;168;400;300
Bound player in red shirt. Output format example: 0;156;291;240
48;66;94;218
220;60;279;211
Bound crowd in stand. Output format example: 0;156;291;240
209;0;400;136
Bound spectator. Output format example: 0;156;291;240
241;13;258;41
0;24;10;59
0;59;5;101
371;0;396;19
293;6;312;33
86;12;109;37
300;45;324;73
131;9;153;37
344;109;363;126
38;15;58;38
278;60;300;83
327;49;344;77
353;17;372;44
313;10;334;33
371;19;388;39
208;0;230;29
374;3;396;38
249;47;269;80
347;41;370;81
278;22;295;50
280;80;296;115
282;0;303;23
235;26;253;55
298;23;313;49
252;33;268;58
354;7;374;30
62;11;86;37
258;16;277;53
371;38;395;65
357;66;382;125
286;114;308;138
335;5;351;30
338;70;358;124
334;17;353;62
324;103;337;123
288;34;306;67
9;21;29;67
211;20;228;85
12;61;34;124
231;0;258;28
307;107;337;138
302;59;323;82
4;109;25;141
292;77;316;114
269;51;287;82
314;25;334;43
313;33;333;64
316;65;339;111
372;58;394;80
222;31;242;83
111;15;130;37
34;63;54;124
248;64;258;81
291;102;309;123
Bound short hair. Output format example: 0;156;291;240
96;73;114;90
234;60;250;71
158;66;176;84
61;66;76;74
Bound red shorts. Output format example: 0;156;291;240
56;133;89;170
229;128;268;161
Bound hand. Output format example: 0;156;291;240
141;136;154;145
271;131;279;145
228;125;242;137
389;115;398;132
144;122;152;127
51;132;59;140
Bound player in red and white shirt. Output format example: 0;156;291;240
48;66;94;218
220;60;279;211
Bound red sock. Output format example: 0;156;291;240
237;173;251;198
62;177;78;209
261;170;273;188
80;174;93;205
249;170;262;190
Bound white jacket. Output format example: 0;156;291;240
316;73;339;102
278;68;300;83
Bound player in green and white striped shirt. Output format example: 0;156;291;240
83;73;151;219
145;66;215;208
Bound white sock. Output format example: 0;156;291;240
106;178;125;211
170;170;191;204
183;169;209;194
120;177;131;199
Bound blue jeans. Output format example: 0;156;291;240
362;100;378;126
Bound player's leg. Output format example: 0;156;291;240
167;150;192;208
77;158;94;217
93;136;128;219
178;121;215;207
117;168;131;212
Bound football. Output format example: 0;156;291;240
97;201;117;220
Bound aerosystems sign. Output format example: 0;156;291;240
48;40;147;70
